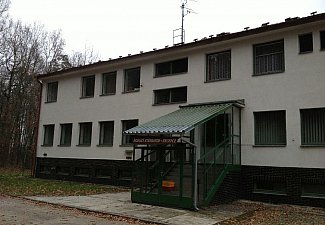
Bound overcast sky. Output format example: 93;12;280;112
9;0;325;60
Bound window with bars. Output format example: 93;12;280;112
60;123;72;146
300;108;325;146
78;122;92;146
46;82;58;102
299;33;313;53
253;40;284;75
155;58;188;77
121;119;138;145
124;67;140;92
81;75;95;98
99;121;114;146
254;110;286;146
154;86;187;105
206;50;231;81
43;124;55;146
102;72;116;95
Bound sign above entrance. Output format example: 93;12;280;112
133;136;179;145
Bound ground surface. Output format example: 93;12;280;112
0;196;155;225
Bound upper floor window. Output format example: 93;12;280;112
78;122;92;146
99;121;114;146
155;58;188;77
124;67;140;93
43;124;55;146
300;108;325;146
60;123;72;146
154;86;187;105
102;72;116;95
206;50;231;81
320;30;325;50
299;33;313;53
81;75;95;98
46;82;58;102
254;110;286;146
253;40;284;75
122;119;138;145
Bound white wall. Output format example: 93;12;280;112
37;21;325;169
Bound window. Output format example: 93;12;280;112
122;119;138;145
320;30;325;50
78;122;92;146
155;58;188;77
60;123;72;146
254;180;286;195
300;108;325;146
254;110;286;145
99;121;114;146
302;183;325;198
102;72;116;95
81;75;95;97
299;33;313;53
154;86;187;105
124;67;140;92
46;82;58;102
206;50;231;81
253;40;284;75
43;124;55;146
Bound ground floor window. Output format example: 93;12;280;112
254;110;286;146
121;119;138;145
43;124;55;146
79;122;92;146
300;107;325;146
60;123;72;146
99;121;114;146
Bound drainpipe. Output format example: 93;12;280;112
31;79;43;178
180;136;199;211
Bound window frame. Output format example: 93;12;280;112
59;123;72;146
154;58;188;77
206;50;231;82
153;86;187;105
78;122;92;146
98;121;114;146
43;124;55;146
299;33;313;54
124;67;140;93
101;71;117;96
46;82;58;103
300;107;325;146
81;75;95;98
121;119;138;146
253;39;285;76
320;30;325;51
254;110;287;146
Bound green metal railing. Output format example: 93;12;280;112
198;137;232;205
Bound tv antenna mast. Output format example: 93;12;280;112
173;0;197;44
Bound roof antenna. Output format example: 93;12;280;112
173;0;197;45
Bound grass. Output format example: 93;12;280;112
0;168;128;197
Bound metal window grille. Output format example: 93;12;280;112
206;50;231;81
254;111;286;145
301;108;325;145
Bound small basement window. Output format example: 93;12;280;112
302;183;325;198
154;86;187;105
299;33;313;53
254;180;286;195
124;67;140;92
155;58;188;77
320;30;325;50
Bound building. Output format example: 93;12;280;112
35;13;325;209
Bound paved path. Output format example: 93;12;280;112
0;195;134;225
26;192;246;225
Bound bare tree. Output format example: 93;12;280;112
69;44;100;67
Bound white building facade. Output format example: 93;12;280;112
35;13;325;208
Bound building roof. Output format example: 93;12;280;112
124;103;234;135
37;12;325;79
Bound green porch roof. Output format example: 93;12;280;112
124;103;233;135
